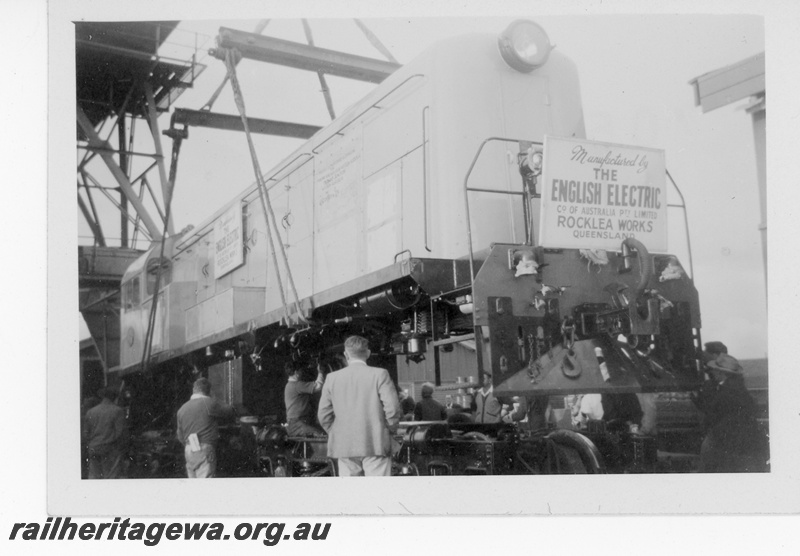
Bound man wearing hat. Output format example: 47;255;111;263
704;341;728;356
695;352;762;472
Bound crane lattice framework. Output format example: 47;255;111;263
77;19;400;373
77;20;205;373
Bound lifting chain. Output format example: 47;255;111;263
525;332;541;383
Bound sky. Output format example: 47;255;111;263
78;13;768;358
5;0;800;551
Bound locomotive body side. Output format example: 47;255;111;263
117;30;587;373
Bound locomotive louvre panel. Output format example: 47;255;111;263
364;164;402;273
196;287;234;339
313;127;365;293
263;228;314;310
282;161;315;300
314;127;363;227
216;267;233;294
196;296;215;339
400;147;429;257
214;288;235;336
185;303;200;342
312;218;360;294
233;288;267;326
171;249;199;297
361;82;427;178
164;282;193;350
150;288;182;353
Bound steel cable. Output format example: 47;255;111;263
223;48;308;326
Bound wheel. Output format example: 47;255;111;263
545;429;606;473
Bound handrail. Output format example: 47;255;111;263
312;73;425;154
666;169;694;279
174;152;312;253
422;105;432;252
462;139;695;284
462;136;544;286
264;152;314;184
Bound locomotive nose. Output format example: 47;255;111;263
497;19;553;72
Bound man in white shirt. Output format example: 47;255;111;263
176;377;235;478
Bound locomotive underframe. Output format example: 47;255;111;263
116;234;703;477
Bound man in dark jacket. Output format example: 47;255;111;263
284;362;325;437
83;387;128;479
695;353;763;472
398;387;416;419
176;377;235;478
601;393;644;430
414;383;447;421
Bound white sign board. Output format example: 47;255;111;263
538;136;667;251
214;203;244;278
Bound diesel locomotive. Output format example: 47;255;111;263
112;20;703;476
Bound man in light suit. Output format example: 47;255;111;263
317;335;401;476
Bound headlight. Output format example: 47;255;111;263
525;147;544;175
497;20;552;73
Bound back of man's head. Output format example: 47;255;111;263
344;335;370;361
285;361;300;378
193;377;211;396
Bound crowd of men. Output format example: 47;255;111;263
81;337;766;478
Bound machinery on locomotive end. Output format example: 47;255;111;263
114;20;702;476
